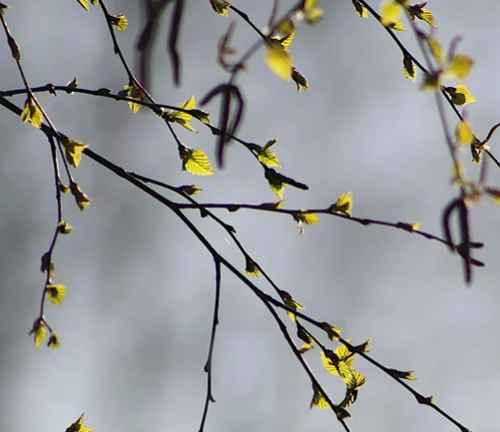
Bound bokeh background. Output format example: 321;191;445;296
1;1;499;432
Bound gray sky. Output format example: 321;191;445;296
1;1;499;432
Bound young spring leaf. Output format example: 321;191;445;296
120;83;143;113
165;95;198;132
291;68;309;91
456;120;475;146
352;0;368;17
179;146;215;175
210;0;230;16
427;38;444;64
446;54;474;79
46;284;66;307
309;385;331;409
380;1;404;30
60;135;89;168
444;85;477;106
29;319;46;348
330;192;353;216
387;368;417;380
110;14;128;31
66;413;93;432
70;183;91;212
47;332;61;350
20;97;43;129
265;38;292;81
245;257;259;277
403;55;417;81
76;0;89;11
279;289;304;322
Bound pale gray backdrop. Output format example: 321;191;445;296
1;1;499;432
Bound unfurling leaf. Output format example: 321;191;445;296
408;4;436;28
387;368;417;380
120;83;143;113
293;212;320;225
427;38;444;64
320;322;343;340
309;385;330;409
245;257;259;277
29;320;46;348
320;349;353;382
76;0;89;10
179;146;215;175
280;289;304;322
397;221;421;232
58;221;74;234
110;14;128;31
209;0;230;16
45;284;66;306
70;183;91;211
291;68;309;91
177;184;202;196
20;97;43;128
47;332;61;350
60;135;89;168
265;39;292;81
444;85;477;106
330;192;353;216
66;77;78;94
352;0;368;17
380;1;404;29
257;147;281;167
403;55;416;81
165;95;198;132
447;54;473;79
300;0;324;25
40;252;55;276
456;120;475;146
66;413;93;432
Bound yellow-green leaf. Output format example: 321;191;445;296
70;183;91;212
348;370;366;390
320;350;353;382
166;95;197;132
257;147;281;167
60;136;89;168
180;147;215;175
265;39;292;81
76;0;89;10
447;54;473;79
266;172;285;199
330;191;353;216
21;97;43;129
420;72;440;92
291;68;309;91
209;0;230;16
387;368;417;381
245;257;259;277
30;320;47;348
294;212;320;225
110;14;128;31
46;284;66;306
177;184;202;196
58;221;74;234
403;55;416;81
427;38;444;64
66;413;93;432
121;83;143;113
456;120;475;146
380;1;401;26
352;0;368;17
47;332;61;350
309;386;330;409
445;84;477;106
280;290;304;322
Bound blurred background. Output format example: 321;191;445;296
0;1;499;431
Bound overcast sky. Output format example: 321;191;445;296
1;1;499;432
